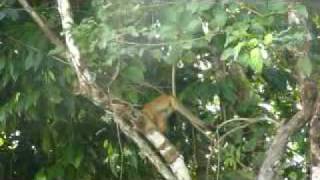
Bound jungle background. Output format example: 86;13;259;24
1;0;320;179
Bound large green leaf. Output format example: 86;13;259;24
263;33;273;45
249;48;263;73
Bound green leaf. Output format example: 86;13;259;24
48;46;65;56
0;56;5;71
249;48;263;73
297;56;312;77
0;12;5;20
0;137;4;147
35;170;47;180
33;52;43;71
247;38;258;47
233;42;244;60
41;129;52;154
159;25;177;40
224;34;238;48
123;66;144;82
228;3;240;14
238;53;250;67
221;48;234;61
64;145;75;165
110;153;120;177
72;149;84;168
25;52;34;70
103;140;109;148
186;19;201;33
263;33;273;45
211;6;227;27
250;22;265;34
243;138;257;152
47;165;64;179
160;6;180;24
127;91;139;103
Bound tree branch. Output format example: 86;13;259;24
257;110;307;180
310;97;320;179
17;0;65;49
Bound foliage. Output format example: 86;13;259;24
1;0;320;179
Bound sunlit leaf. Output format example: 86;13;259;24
233;42;244;60
35;170;47;180
264;33;273;45
0;138;4;147
249;48;263;73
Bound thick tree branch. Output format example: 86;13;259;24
257;110;309;180
310;98;320;180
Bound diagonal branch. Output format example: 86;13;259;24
309;97;320;179
17;0;65;49
257;110;309;180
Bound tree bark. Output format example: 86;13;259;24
310;98;320;180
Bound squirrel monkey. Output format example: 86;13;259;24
142;95;212;138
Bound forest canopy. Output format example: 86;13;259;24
1;0;320;180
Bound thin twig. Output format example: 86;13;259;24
217;117;279;129
107;60;123;180
172;64;176;97
107;60;121;88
